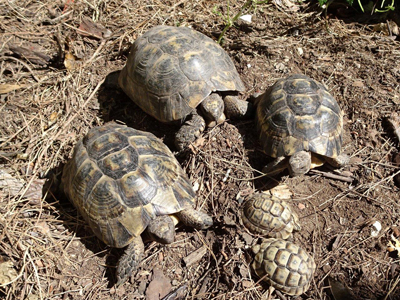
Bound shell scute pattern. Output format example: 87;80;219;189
241;194;300;240
118;25;245;123
252;238;316;296
62;123;196;248
256;74;343;158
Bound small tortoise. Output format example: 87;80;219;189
242;192;300;240
118;25;252;150
61;123;213;285
252;238;316;296
255;74;349;176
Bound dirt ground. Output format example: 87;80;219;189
1;0;400;299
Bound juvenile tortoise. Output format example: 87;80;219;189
61;123;213;285
118;25;252;150
255;74;349;176
241;192;300;240
252;238;316;296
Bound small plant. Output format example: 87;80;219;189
374;0;395;13
214;0;269;44
318;0;395;14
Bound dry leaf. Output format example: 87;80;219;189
0;168;24;197
0;84;25;94
145;268;172;300
77;16;112;39
8;44;51;65
24;178;46;202
0;258;18;285
265;184;292;200
64;51;80;70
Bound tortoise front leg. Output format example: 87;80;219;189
223;95;254;119
175;207;213;230
175;113;206;151
116;236;145;286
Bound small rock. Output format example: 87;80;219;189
298;203;306;210
322;264;331;273
239;14;252;23
371;221;382;237
242;280;253;288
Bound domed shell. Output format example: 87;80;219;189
242;193;300;239
252;238;316;296
256;74;343;159
61;123;196;248
118;25;245;123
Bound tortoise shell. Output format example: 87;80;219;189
118;25;245;123
256;74;343;159
252;238;316;296
242;193;300;239
61;123;196;248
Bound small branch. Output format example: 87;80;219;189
309;169;355;183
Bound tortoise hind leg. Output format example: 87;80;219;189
174;113;206;151
325;153;350;168
116;236;145;286
175;208;213;230
288;151;312;176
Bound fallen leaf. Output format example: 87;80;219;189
352;80;364;87
36;221;51;235
24;178;46;202
64;51;80;71
8;44;51;65
242;280;253;288
0;258;18;285
267;184;292;200
77;16;112;39
328;277;354;299
146;268;171;300
0;84;26;94
0;168;24;197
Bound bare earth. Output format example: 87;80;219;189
1;1;400;299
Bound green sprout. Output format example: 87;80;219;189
374;0;395;12
214;0;269;44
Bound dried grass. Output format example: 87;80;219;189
1;0;400;299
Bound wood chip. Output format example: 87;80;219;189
183;246;207;267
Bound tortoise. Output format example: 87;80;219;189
61;123;213;285
241;192;300;240
118;25;252;150
252;238;316;296
255;74;349;176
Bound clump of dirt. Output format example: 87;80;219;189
1;0;400;299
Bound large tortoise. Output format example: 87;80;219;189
118;25;252;150
61;123;213;285
255;74;349;176
252;238;316;296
